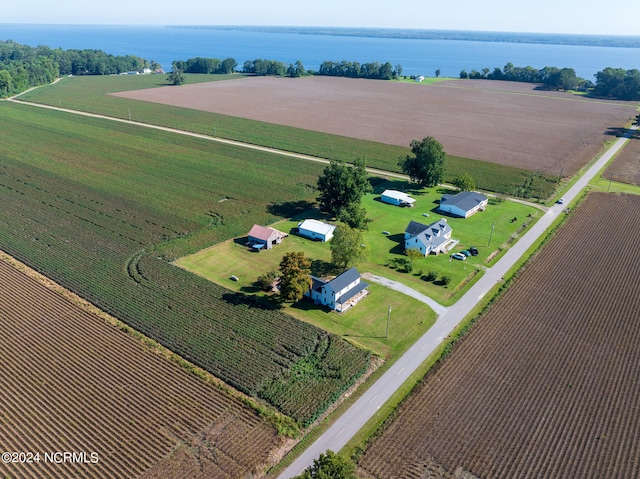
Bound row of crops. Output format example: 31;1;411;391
0;106;371;426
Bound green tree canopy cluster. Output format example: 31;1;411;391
279;251;312;302
294;450;356;479
330;223;369;269
318;60;399;80
243;58;289;76
592;68;640;101
0;40;151;97
172;57;237;74
399;137;446;187
459;62;586;91
316;159;372;230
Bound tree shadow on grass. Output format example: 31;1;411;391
221;291;283;310
605;127;640;139
311;259;338;277
267;200;317;219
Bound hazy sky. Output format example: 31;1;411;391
4;0;640;36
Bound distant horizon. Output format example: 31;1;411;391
3;0;640;37
0;23;639;38
2;23;640;40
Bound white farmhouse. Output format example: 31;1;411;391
297;219;336;242
404;218;453;256
381;189;416;207
305;267;369;312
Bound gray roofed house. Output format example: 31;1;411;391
439;191;488;218
404;218;453;256
305;267;369;312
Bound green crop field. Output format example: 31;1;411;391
0;101;371;426
18;74;559;198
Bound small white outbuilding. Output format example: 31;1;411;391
381;190;416;207
297;219;336;242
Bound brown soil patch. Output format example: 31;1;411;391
604;134;640;185
0;260;281;479
358;192;640;479
114;77;638;176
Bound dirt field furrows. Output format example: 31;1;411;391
605;136;640;186
358;192;640;479
113;77;638;176
0;261;280;479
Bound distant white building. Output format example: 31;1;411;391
297;219;336;242
305;267;369;312
381;190;416;207
404;218;453;256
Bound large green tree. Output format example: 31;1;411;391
294;450;356;479
399;137;446;187
167;69;185;85
330;223;369;269
279;251;312;302
453;172;476;191
317;159;372;229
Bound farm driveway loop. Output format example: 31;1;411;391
362;272;447;316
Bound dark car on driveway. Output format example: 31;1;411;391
469;246;479;256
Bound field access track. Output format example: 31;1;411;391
358;192;640;479
114;77;639;176
0;260;280;479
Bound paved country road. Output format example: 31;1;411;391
277;124;638;479
7;91;637;477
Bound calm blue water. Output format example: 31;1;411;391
1;24;639;80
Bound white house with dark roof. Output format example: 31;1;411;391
305;267;369;312
247;224;287;250
381;189;416;207
297;219;336;242
404;218;453;256
439;191;488;218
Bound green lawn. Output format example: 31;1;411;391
176;179;541;358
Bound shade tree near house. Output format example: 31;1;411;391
330;223;370;269
279;251;312;302
317;158;372;229
398;137;446;187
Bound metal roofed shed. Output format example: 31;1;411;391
381;189;416;207
297;219;336;242
439;191;488;218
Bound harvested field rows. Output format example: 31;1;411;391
358;192;640;479
605;135;640;186
0;104;371;426
0;260;281;479
114;77;639;176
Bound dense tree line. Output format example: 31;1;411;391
458;62;640;100
318;60;399;80
592;68;640;100
459;62;587;91
0;40;151;97
242;58;289;76
171;57;237;74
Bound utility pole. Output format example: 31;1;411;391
385;305;391;339
488;222;495;247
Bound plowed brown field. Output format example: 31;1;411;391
113;77;638;176
604;135;640;186
0;260;281;479
358;192;640;479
